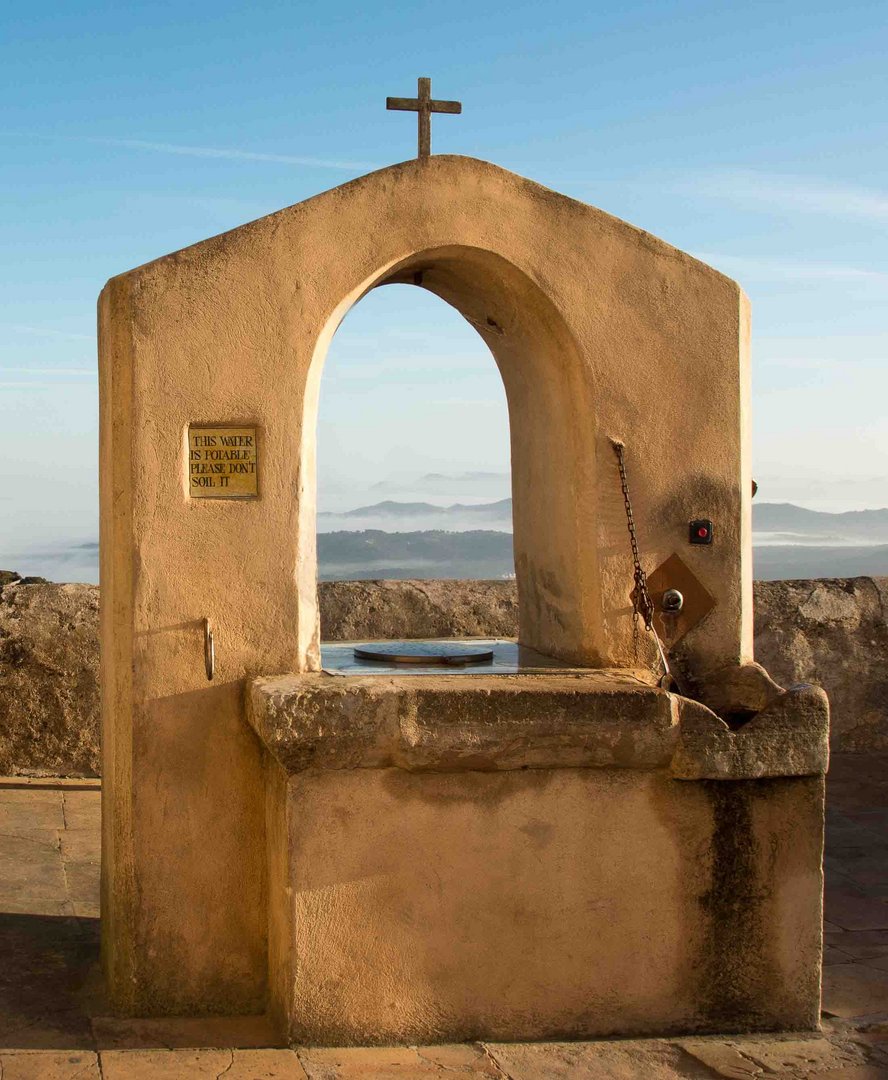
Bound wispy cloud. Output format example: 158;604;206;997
0;365;96;387
89;136;373;171
756;356;888;371
0;367;94;374
6;324;95;341
324;355;497;381
692;253;888;285
2;130;374;172
677;170;888;223
757;332;888;354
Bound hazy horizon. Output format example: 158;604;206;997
7;498;888;586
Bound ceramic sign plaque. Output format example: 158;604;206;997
188;425;258;498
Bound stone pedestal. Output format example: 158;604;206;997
248;673;828;1046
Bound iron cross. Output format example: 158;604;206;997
386;77;462;158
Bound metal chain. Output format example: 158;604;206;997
609;438;681;691
610;439;655;632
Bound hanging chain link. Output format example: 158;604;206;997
610;439;655;631
610;438;677;687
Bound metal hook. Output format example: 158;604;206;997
204;617;215;682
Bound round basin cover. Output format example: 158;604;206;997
353;641;494;665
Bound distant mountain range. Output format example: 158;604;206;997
420;471;507;483
317;527;888;582
318;498;513;533
364;471;510;499
10;502;888;585
320;498;888;544
315;501;888;582
321;498;512;519
753;503;888;543
753;545;888;580
318;529;514;580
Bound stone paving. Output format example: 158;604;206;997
1;756;888;1077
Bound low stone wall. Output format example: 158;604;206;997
753;577;888;752
318;578;519;640
0;579;100;776
1;574;886;775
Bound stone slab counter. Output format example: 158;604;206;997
0;575;885;776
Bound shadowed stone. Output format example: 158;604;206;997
91;1014;279;1051
0;911;100;1050
822;963;888;1018
299;1044;501;1076
485;1040;714;1078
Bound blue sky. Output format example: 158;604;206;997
1;0;887;579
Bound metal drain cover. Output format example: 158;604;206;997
353;641;495;666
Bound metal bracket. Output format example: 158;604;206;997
204;617;215;682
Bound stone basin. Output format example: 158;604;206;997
247;670;828;1046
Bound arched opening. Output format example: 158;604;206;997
300;245;601;670
317;283;515;586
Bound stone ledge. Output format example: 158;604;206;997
671;684;831;780
248;671;676;773
248;672;830;779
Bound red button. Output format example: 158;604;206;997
697;526;709;538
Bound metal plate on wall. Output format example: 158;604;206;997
646;553;716;645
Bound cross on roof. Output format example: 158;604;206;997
386;77;462;159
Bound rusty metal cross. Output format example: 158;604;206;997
386;77;462;159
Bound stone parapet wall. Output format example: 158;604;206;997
752;577;888;752
1;575;885;776
318;578;519;641
0;580;100;777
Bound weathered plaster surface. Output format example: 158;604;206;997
99;156;751;677
270;762;822;1044
97;156;759;1020
246;673;825;1043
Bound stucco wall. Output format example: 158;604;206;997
279;767;823;1042
1;575;886;778
98;157;758;1012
